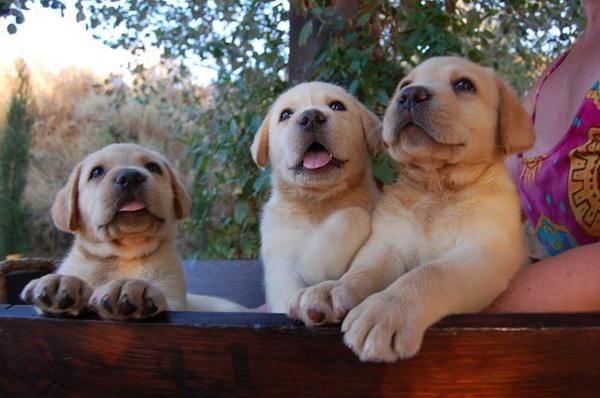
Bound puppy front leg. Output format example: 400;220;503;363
297;206;372;286
261;218;309;313
342;238;525;362
264;255;306;314
291;234;403;325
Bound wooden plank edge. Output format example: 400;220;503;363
2;305;600;330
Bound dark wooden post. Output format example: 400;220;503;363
288;0;359;82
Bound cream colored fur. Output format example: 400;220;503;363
252;82;382;314
22;143;245;319
290;57;535;362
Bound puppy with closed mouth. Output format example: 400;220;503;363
290;57;535;362
252;82;382;314
22;143;245;320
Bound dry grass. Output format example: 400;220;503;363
2;61;547;261
1;62;205;259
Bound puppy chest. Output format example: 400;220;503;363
92;259;162;282
403;207;470;263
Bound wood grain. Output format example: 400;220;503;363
1;305;599;397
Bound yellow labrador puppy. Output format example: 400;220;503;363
252;82;382;314
290;57;535;361
22;143;245;319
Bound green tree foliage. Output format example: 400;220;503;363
0;60;35;258
89;1;291;259
2;0;584;258
88;0;583;259
2;0;67;34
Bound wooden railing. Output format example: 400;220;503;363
1;260;599;397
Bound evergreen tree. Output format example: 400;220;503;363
0;59;34;258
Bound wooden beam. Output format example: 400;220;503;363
2;305;599;397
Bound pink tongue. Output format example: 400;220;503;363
119;201;145;212
303;150;331;169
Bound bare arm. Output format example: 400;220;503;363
485;242;600;312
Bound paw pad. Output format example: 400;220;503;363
58;294;75;309
307;309;325;324
118;296;138;316
101;295;113;313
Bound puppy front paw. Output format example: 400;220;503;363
21;274;93;317
90;279;167;320
288;281;362;326
287;283;336;326
341;291;425;363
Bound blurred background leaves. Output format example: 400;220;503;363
0;0;584;259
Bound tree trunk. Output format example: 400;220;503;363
288;0;359;82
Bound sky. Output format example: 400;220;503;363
0;0;217;86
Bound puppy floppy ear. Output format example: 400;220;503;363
359;104;383;155
167;166;192;220
51;164;82;232
251;114;270;169
495;76;535;155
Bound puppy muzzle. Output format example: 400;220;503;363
297;109;328;132
387;86;464;148
113;169;146;193
110;168;149;213
397;85;432;112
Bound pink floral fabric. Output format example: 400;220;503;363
519;52;600;256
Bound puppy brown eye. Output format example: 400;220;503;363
145;162;162;174
329;101;346;111
453;78;476;92
279;109;293;121
89;166;104;180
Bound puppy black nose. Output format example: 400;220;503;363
298;109;327;130
113;169;146;190
398;86;431;110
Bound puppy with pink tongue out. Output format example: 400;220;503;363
22;143;246;320
251;82;382;314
